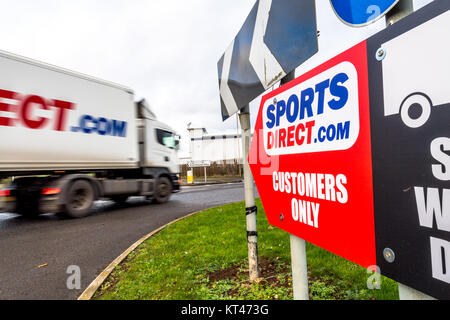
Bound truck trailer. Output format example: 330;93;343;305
0;49;180;218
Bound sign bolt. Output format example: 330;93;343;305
280;214;284;222
376;47;386;61
383;248;395;263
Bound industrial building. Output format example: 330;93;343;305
187;127;243;165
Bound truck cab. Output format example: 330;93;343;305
136;100;180;178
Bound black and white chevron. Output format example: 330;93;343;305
218;0;318;121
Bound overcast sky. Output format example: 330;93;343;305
0;0;433;155
0;0;258;155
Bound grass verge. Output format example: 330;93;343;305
94;200;398;300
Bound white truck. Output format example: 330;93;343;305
0;49;181;218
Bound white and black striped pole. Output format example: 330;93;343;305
280;71;310;300
239;105;260;282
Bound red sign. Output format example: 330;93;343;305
249;41;376;268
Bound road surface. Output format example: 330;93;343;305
0;182;255;300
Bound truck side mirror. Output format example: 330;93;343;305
175;135;181;150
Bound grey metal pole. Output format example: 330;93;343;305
236;114;242;177
385;0;414;25
386;0;434;300
239;105;260;282
280;71;310;300
398;283;435;300
204;166;207;183
290;234;309;300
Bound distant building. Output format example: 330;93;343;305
178;156;191;166
187;127;243;164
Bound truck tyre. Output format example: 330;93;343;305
64;180;95;218
153;177;172;204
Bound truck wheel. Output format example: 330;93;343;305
64;180;94;218
400;93;432;128
153;177;172;204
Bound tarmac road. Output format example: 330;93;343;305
0;182;254;300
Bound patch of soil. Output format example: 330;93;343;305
207;257;292;288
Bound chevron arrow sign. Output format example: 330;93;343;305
218;0;318;121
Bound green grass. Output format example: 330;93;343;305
95;200;399;300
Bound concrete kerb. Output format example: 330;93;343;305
181;179;243;187
78;202;241;300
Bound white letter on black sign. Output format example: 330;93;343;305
430;237;450;284
431;137;450;181
415;187;450;232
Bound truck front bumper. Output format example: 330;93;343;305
171;174;181;193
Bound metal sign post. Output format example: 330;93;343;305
187;161;212;184
290;235;309;300
385;0;413;25
398;283;435;300
281;71;309;300
239;105;260;282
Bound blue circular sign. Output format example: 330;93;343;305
330;0;400;26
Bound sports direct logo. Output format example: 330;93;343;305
262;61;360;156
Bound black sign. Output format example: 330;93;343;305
368;0;450;299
